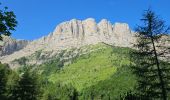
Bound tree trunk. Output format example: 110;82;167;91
151;37;167;100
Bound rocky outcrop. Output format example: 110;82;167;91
50;18;135;48
0;36;29;56
0;18;137;66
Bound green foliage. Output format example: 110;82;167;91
37;57;64;77
0;64;42;100
14;57;28;65
34;43;138;99
8;67;41;100
0;63;11;99
48;44;132;91
35;50;42;59
42;82;78;100
0;3;17;40
1;43;169;99
80;65;137;100
134;9;170;100
6;70;20;99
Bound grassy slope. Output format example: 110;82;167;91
80;66;136;99
46;43;136;93
17;43;137;99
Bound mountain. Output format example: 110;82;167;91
0;18;169;99
0;18;169;68
0;18;136;68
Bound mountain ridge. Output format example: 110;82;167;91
0;18;169;68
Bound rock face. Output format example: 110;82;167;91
0;18;137;66
0;36;29;56
50;18;135;49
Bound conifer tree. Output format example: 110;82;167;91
133;9;170;100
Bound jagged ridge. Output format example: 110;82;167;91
0;18;139;67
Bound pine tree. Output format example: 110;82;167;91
133;9;170;100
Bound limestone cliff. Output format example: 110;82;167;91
0;18;152;67
0;35;29;56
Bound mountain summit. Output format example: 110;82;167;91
0;18;137;66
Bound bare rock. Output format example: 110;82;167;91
0;18;140;66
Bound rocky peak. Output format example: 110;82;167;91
0;18;136;66
82;18;97;36
53;18;98;38
98;19;113;35
113;23;130;33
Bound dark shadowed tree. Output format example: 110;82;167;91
0;2;17;40
0;63;11;99
42;82;78;100
132;9;170;100
11;67;40;100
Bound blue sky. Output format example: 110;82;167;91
1;0;170;40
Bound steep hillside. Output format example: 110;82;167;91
5;43;170;99
27;43;137;99
49;44;132;90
